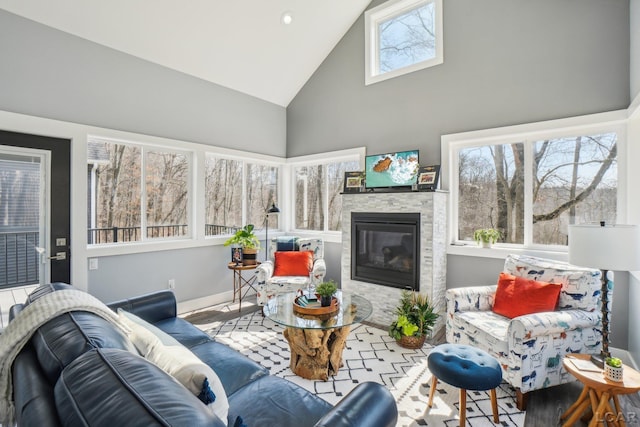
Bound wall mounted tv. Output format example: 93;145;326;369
365;150;419;190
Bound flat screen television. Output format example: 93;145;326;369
365;150;419;189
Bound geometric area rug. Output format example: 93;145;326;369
199;311;526;426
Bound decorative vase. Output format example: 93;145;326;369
604;364;624;382
396;335;426;349
320;295;332;307
481;241;492;249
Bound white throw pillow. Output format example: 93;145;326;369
118;309;229;423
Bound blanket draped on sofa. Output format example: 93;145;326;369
0;289;127;426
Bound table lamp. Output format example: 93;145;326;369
568;222;640;367
264;202;280;261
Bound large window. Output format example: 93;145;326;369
292;153;361;232
446;116;624;249
365;0;443;85
88;139;190;244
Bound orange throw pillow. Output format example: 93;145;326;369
273;251;314;277
492;272;562;319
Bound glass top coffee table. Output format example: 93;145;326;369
263;291;372;380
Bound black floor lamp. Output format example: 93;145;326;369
264;202;280;261
569;222;640;367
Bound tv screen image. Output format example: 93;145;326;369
365;150;419;189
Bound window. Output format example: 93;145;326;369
88;139;190;244
445;114;624;250
291;151;361;233
365;0;443;85
204;154;279;236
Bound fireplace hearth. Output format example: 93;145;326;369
351;212;420;290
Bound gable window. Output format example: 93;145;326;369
365;0;443;85
444;113;625;250
88;139;190;245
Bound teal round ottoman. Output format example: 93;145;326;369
427;344;502;426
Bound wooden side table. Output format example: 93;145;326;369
227;262;260;312
561;354;640;427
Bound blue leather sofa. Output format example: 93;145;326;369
9;283;397;427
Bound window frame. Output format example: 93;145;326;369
287;148;365;241
441;111;628;258
365;0;443;86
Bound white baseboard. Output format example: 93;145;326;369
611;347;639;370
177;290;256;315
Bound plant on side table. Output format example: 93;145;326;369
604;356;624;382
315;280;338;307
473;228;502;248
389;290;438;349
223;224;260;265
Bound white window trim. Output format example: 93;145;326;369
287;148;365;242
365;0;443;86
441;110;628;259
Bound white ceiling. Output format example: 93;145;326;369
0;0;371;106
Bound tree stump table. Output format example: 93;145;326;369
263;291;372;381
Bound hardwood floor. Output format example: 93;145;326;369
0;284;38;331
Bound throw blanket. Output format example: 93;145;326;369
0;289;130;426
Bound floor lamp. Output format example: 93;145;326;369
568;222;640;367
264;202;280;261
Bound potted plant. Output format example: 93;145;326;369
389;290;438;349
604;356;624;382
473;228;502;248
315;280;338;307
223;224;260;265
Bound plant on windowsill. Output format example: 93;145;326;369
315;280;338;307
389;290;438;349
223;224;260;265
604;356;624;382
473;228;502;248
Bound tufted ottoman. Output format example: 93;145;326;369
427;343;502;426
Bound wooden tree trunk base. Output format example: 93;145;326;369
283;326;350;380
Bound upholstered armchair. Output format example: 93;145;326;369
255;237;326;306
446;254;603;409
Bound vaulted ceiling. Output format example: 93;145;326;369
0;0;371;106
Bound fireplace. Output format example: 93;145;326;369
351;212;420;290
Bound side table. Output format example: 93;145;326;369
561;354;640;427
227;262;260;312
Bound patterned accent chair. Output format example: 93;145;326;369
255;237;326;306
446;254;603;410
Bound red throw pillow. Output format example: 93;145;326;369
273;251;314;277
492;272;562;319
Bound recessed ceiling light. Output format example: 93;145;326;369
281;12;293;25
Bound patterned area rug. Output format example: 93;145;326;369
200;311;525;426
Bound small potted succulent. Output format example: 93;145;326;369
389;290;438;349
223;224;260;265
315;280;338;307
604;356;624;382
473;228;502;248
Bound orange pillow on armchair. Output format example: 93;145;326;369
273;251;314;277
492;272;562;319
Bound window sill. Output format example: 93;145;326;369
447;243;569;262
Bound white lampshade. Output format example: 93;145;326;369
568;224;640;271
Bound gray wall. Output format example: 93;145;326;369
0;10;286;157
288;0;631;348
632;0;640;99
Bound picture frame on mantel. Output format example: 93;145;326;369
343;171;365;193
417;165;440;191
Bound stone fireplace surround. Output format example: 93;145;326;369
341;191;447;338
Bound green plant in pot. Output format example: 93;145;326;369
473;228;501;248
389;290;438;349
604;356;624;382
223;224;260;265
315;280;338;307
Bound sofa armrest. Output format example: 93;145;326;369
311;259;327;285
256;260;274;282
446;285;496;314
314;382;397;427
107;289;177;323
508;309;601;347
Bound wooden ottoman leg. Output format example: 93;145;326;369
459;388;467;427
427;376;438;408
490;388;499;423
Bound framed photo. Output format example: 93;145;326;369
417;165;440;191
343;171;364;193
231;247;243;265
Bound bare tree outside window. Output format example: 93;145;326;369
246;164;278;232
205;155;242;235
457;132;618;246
